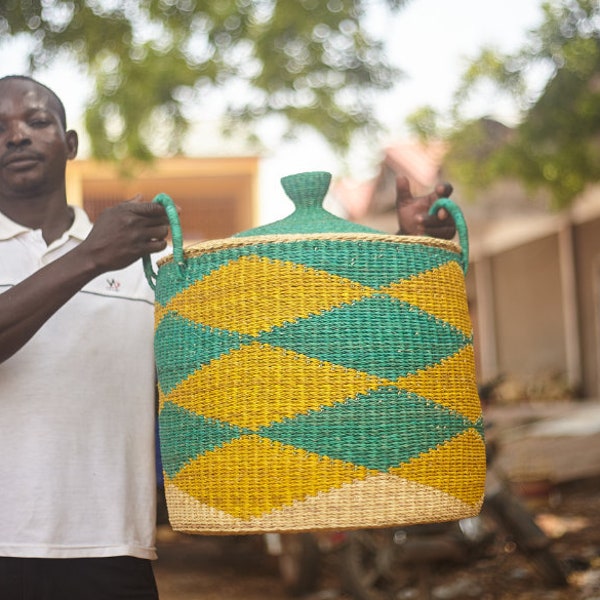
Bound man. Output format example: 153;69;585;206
0;74;455;598
0;75;169;598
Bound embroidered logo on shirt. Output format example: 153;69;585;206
106;278;121;292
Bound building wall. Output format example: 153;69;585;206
574;216;600;397
490;235;566;382
468;205;600;399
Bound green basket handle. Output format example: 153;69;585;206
429;198;469;274
143;193;185;290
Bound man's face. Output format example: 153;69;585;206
0;79;78;198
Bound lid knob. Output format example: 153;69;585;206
280;171;332;210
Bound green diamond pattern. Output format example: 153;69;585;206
257;294;470;379
160;387;479;479
257;387;476;471
248;241;460;288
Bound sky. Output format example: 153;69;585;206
0;0;546;222
372;0;544;129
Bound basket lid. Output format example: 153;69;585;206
142;172;471;290
234;171;381;237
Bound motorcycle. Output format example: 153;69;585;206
339;481;568;599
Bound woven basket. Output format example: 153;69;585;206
143;171;486;535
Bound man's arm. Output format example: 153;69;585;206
0;200;169;364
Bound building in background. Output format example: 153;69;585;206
66;156;260;243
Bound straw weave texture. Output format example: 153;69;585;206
153;233;485;534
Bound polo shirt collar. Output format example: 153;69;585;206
0;205;92;242
69;206;93;241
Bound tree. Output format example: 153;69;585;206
0;0;408;162
408;0;600;210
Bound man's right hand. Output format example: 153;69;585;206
79;196;170;274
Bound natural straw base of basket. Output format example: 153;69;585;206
163;474;484;535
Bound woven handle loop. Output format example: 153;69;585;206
429;198;469;274
143;193;185;290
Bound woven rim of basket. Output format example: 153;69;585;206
157;232;462;267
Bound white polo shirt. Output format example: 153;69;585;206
0;207;158;559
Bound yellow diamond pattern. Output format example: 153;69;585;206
171;434;374;519
162;255;376;335
390;428;486;506
164;342;389;430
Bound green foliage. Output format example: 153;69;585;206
405;106;439;141
409;0;600;210
0;0;407;161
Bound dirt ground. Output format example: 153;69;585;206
153;475;600;600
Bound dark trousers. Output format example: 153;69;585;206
0;556;159;600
